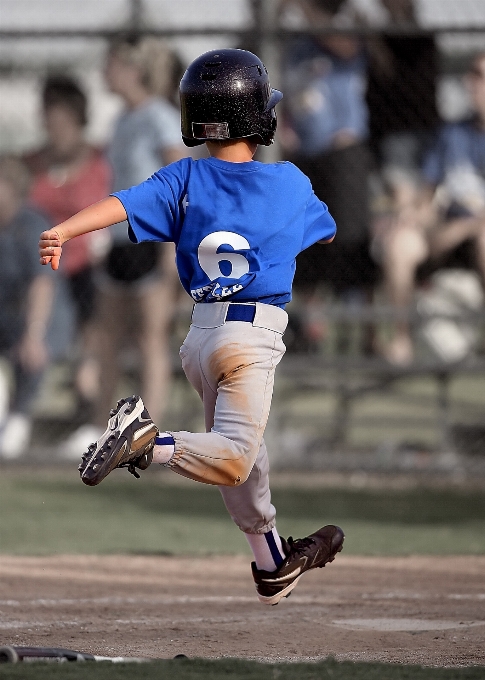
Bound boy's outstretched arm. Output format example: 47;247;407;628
39;196;127;270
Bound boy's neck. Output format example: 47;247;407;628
206;138;258;163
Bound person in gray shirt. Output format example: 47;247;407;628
63;36;187;457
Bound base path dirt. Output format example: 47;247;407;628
0;555;484;667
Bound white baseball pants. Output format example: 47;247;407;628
166;301;287;534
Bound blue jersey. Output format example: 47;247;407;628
113;156;336;307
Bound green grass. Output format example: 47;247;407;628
274;370;485;452
0;658;484;680
0;469;484;556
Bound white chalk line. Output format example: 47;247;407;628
0;611;287;631
0;595;335;607
0;620;81;630
1;592;484;608
362;592;485;601
330;618;485;632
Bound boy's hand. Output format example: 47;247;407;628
39;230;62;270
38;198;127;270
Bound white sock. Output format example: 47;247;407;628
245;527;286;572
152;432;175;465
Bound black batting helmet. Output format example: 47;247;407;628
180;48;283;147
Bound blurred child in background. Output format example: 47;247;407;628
0;157;54;458
26;76;111;422
76;36;187;451
378;50;485;364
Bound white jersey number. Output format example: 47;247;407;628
198;231;250;281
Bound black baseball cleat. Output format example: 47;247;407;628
251;524;344;606
79;396;158;487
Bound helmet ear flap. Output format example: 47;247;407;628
182;136;206;148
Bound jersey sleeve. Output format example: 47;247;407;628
301;189;337;250
112;158;190;244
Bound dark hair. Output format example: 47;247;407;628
42;75;88;126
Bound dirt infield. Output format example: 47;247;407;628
0;554;484;667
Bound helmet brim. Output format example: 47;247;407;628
264;89;283;112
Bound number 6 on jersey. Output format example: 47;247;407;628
197;231;250;281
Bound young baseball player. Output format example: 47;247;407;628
39;49;344;605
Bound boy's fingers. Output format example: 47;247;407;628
39;230;61;249
39;246;62;257
39;229;62;268
39;245;62;268
39;238;60;249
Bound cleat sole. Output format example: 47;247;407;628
80;396;157;487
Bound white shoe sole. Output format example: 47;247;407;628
257;575;302;606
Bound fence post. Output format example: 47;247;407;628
436;371;455;454
129;0;144;32
251;0;282;163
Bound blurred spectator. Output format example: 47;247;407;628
282;0;376;352
64;36;187;455
25;75;111;420
0;157;54;458
378;51;485;364
366;0;439;215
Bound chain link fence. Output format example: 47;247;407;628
1;0;485;474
